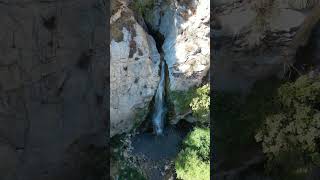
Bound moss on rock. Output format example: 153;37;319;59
133;107;149;130
129;0;155;18
170;88;195;115
169;84;210;125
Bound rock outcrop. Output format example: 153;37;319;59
213;0;320;92
0;0;107;179
145;0;210;91
110;0;160;136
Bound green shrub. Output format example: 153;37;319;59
171;84;210;125
175;128;210;180
190;84;210;124
110;135;147;180
183;127;210;161
129;0;155;17
171;89;194;114
255;74;320;178
119;165;146;180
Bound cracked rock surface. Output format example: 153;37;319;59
110;0;160;137
145;0;210;91
212;0;320;92
0;0;107;179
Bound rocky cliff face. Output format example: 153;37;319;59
145;0;210;91
0;0;107;179
110;0;160;136
109;0;211;129
213;0;320;92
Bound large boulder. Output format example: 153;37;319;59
110;0;160;136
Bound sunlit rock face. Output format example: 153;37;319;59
145;0;210;91
212;0;315;92
110;0;160;137
0;0;107;179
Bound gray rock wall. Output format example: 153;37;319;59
145;0;210;91
212;0;320;92
0;0;107;179
110;0;160;136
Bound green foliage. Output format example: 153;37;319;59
133;108;148;130
175;149;210;180
110;134;126;161
183;127;210;161
119;165;146;180
171;84;210;125
111;135;147;180
190;84;210;124
256;74;320;178
130;0;155;17
171;89;195;114
172;85;210;179
175;128;210;180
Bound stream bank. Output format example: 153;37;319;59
131;122;193;180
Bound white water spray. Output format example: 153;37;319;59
152;60;166;135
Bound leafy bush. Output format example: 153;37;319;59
129;0;155;17
190;84;210;124
171;89;195;114
110;135;146;180
171;84;210;125
119;165;146;180
175;128;210;180
255;74;320;177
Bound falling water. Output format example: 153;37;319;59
152;60;166;135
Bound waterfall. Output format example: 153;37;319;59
152;60;166;135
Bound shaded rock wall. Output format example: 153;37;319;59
213;0;320;92
0;0;107;179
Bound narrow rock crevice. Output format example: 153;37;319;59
134;13;172;134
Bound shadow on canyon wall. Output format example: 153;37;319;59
0;0;108;179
